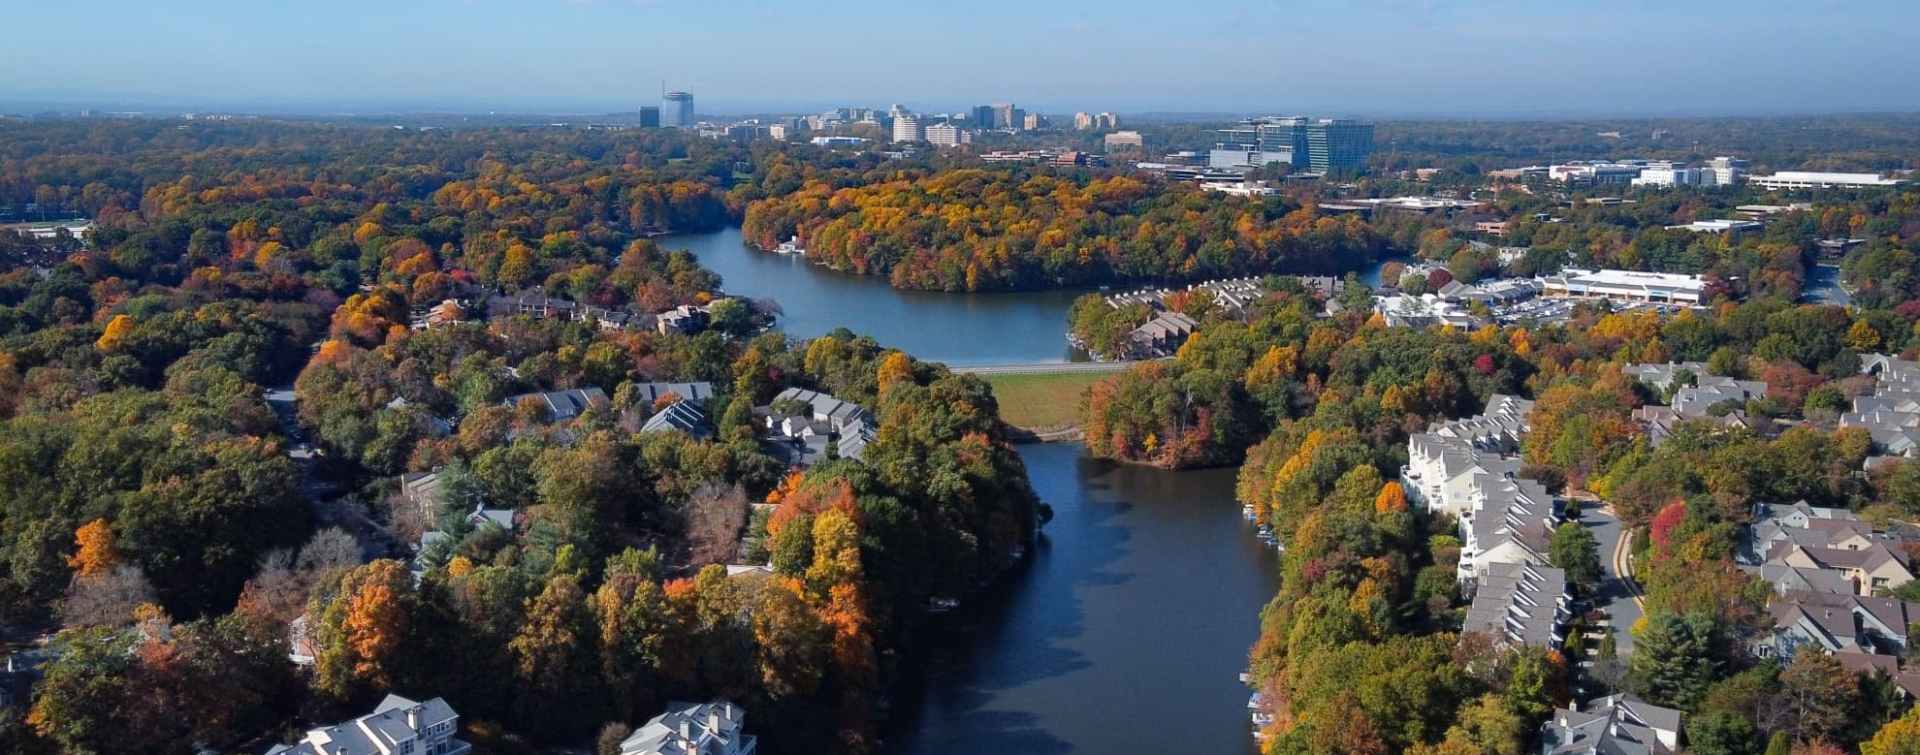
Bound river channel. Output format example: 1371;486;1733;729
662;229;1282;754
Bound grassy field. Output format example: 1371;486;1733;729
984;371;1113;429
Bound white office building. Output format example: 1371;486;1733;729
891;115;922;144
1539;268;1709;304
1749;171;1904;191
925;122;969;147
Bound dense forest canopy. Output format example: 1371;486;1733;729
0;119;1043;755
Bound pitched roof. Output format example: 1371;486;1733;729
640;401;714;439
620;700;753;755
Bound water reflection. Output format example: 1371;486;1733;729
887;444;1278;755
661;228;1088;366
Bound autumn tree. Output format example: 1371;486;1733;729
311;559;417;700
66;519;117;577
94;314;134;352
1863;704;1920;755
510;572;600;737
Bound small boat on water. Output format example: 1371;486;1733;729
773;236;807;255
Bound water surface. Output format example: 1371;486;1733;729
660;229;1285;755
888;444;1278;755
663;228;1087;366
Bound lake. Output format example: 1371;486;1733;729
886;444;1278;755
657;229;1285;754
664;227;1088;366
662;227;1395;366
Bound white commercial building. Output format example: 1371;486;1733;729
1631;163;1702;187
924;122;969;147
890;115;921;144
1666;219;1764;235
1748;171;1903;191
1549;162;1643;185
1539;268;1709;304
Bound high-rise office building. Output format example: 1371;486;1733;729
662;91;695;128
1097;112;1118;129
638;106;660;128
1305;119;1373;173
1209;116;1373;173
1023;113;1044;131
991;103;1023;130
891;114;922;143
1074;112;1094;130
971;105;995;129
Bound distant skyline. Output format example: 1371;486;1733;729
3;0;1915;118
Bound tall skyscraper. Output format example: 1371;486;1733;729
971;105;995;129
1074;112;1094;130
638;106;660;128
662;91;695;128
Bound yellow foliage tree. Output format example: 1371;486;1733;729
1863;703;1920;755
1847;320;1883;353
95;314;134;352
1373;482;1408;514
876;351;913;391
67;519;118;577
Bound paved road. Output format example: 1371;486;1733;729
955;360;1145;376
1804;264;1852;307
1579;500;1641;656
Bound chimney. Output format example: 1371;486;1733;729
708;708;722;732
407;706;419;732
678;718;691;739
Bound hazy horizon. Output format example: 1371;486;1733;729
4;0;1915;119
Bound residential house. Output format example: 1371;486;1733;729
1539;694;1682;755
386;397;452;437
266;694;470;755
288;614;318;667
1127;311;1199;357
1760;590;1920;660
503;387;609;422
1462;562;1570;650
510;288;579;319
1670;377;1767;418
399;470;447;520
836;418;876;462
630;382;715;407
768;387;870;434
1742;501;1915;596
641;400;714;440
656;305;710;336
1768;540;1914;596
1398;394;1559;585
618;700;757;755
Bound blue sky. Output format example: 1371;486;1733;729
2;0;1914;116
